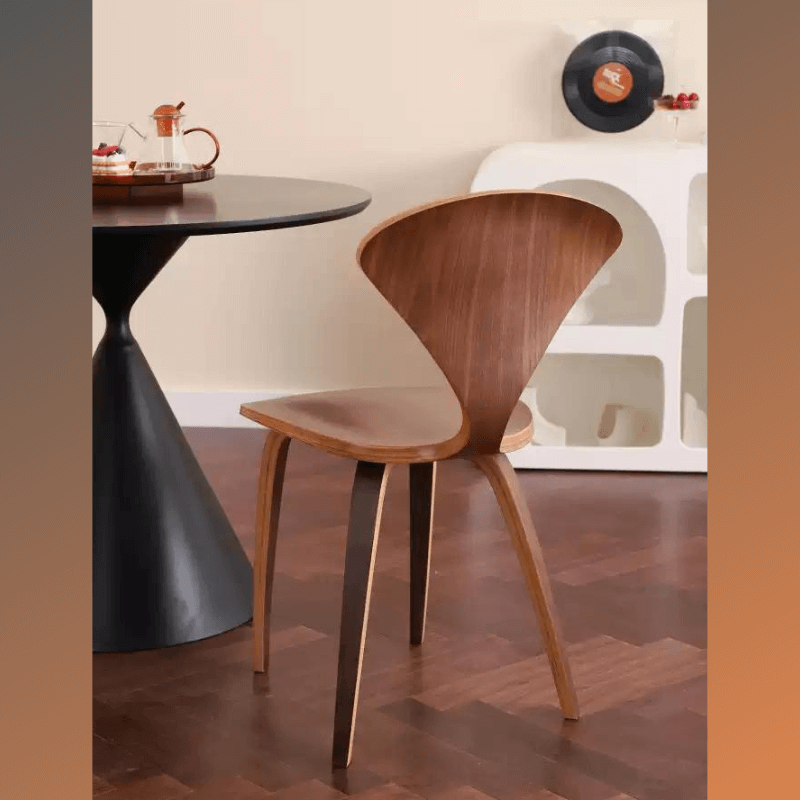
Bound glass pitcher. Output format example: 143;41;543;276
133;101;220;176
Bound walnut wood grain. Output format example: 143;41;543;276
409;462;436;645
242;387;467;464
500;401;533;453
332;461;393;768
241;191;622;765
252;431;291;673
471;452;579;719
358;191;622;454
241;388;533;463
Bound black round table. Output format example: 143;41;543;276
93;175;371;652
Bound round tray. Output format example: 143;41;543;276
92;166;215;186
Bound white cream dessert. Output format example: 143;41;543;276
92;144;133;175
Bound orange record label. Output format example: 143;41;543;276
592;62;634;103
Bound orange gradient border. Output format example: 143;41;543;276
707;1;800;798
0;2;92;799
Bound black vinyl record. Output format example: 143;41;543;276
562;30;664;132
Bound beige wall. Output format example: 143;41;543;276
93;0;707;393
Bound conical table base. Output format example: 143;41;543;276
93;232;252;652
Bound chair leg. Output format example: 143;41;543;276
332;460;393;769
409;462;436;646
471;453;579;720
252;430;291;674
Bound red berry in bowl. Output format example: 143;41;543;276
677;92;688;102
689;92;699;102
671;101;681;110
679;100;691;110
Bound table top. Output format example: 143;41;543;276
92;175;371;236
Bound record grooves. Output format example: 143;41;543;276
562;30;665;132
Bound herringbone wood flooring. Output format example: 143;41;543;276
93;429;707;800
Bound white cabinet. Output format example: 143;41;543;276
471;142;707;472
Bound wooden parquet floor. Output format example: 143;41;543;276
93;429;707;800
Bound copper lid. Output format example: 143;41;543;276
154;101;185;136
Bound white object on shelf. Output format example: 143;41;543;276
682;393;707;449
681;297;707;450
471;141;707;472
597;404;654;447
527;353;664;450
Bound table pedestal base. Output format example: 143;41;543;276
93;233;252;652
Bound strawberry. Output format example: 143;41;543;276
679;100;691;110
677;92;688;102
688;92;699;102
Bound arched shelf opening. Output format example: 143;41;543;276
536;179;666;326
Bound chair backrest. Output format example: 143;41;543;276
357;191;623;454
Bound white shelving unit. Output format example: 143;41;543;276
471;141;707;472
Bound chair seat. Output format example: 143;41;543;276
240;387;533;463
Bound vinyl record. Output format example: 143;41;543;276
562;30;664;132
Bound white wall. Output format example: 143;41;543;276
93;0;707;399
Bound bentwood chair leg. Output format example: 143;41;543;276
252;431;291;674
332;460;393;768
471;453;579;720
409;462;436;646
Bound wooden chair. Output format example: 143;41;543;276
240;191;623;767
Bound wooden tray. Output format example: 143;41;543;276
92;166;215;204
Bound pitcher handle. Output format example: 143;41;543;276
184;127;220;170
